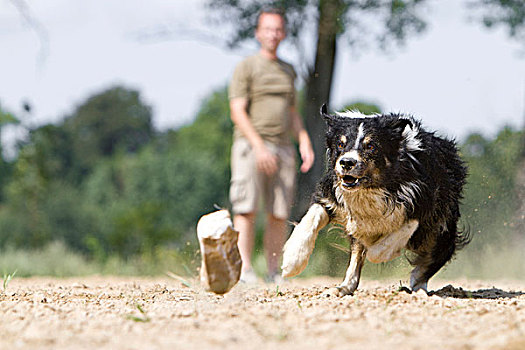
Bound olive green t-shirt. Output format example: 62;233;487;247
229;54;297;145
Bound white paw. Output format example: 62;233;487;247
281;226;315;278
281;204;328;278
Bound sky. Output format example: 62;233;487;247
0;0;524;151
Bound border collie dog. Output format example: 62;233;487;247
281;105;469;295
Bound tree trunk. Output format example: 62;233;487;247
293;0;342;219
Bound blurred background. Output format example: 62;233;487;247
0;0;523;280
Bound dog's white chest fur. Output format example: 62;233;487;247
333;186;419;263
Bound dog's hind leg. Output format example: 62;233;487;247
281;204;329;278
337;237;367;296
409;222;458;292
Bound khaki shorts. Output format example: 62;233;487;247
230;138;296;219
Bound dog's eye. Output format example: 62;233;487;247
337;140;345;150
367;143;376;152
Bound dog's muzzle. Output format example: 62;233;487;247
337;157;369;189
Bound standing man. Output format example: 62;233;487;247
229;8;315;283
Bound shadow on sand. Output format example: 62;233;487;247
401;284;525;299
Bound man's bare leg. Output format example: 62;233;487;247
233;213;256;273
264;214;287;275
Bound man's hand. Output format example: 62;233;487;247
298;133;314;173
254;143;278;175
231;97;277;175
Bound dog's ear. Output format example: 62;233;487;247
391;118;413;135
320;104;334;124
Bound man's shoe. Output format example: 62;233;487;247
240;269;258;284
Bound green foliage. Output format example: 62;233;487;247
3;270;16;292
0;179;96;250
80;86;232;258
0;85;232;264
0;103;19;201
460;127;523;248
0;241;198;277
340;101;382;114
64;86;154;180
0;104;20;127
471;0;525;44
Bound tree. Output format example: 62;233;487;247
81;87;233;258
206;0;428;215
63;86;154;181
17;124;73;182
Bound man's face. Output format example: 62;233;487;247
255;13;286;53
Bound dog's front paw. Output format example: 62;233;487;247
281;226;315;278
281;203;328;278
336;282;358;296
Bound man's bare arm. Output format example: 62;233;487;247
289;106;314;173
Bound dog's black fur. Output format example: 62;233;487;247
281;105;469;295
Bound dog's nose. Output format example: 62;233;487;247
339;157;357;170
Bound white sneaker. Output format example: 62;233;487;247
240;269;258;284
266;272;284;284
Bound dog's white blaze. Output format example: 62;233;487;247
335;123;364;175
402;123;423;151
336;110;379;119
367;220;419;263
281;204;329;278
348;149;360;159
354;123;365;149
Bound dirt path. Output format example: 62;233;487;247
0;276;524;349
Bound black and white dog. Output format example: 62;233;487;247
281;105;469;295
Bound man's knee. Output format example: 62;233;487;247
235;212;255;219
267;213;286;224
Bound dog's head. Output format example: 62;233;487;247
321;105;422;191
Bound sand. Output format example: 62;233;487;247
0;276;524;349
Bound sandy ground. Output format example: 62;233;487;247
0;276;524;349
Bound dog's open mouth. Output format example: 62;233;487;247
341;175;368;188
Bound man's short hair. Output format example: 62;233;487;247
256;8;286;28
